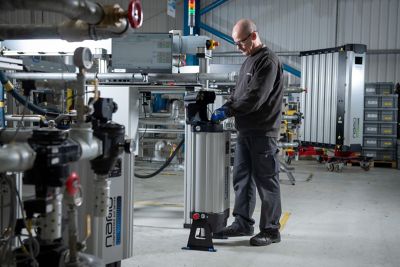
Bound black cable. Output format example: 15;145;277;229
15;187;38;267
9;86;59;118
0;175;15;242
134;139;184;179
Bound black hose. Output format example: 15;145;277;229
9;89;59;118
0;70;59;118
134;139;184;179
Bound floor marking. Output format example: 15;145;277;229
279;212;291;231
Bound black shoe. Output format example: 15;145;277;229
250;230;281;246
213;224;254;239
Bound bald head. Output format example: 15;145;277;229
232;19;263;56
232;19;257;37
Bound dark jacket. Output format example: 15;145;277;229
225;46;283;137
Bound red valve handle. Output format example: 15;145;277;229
128;0;143;29
66;172;80;196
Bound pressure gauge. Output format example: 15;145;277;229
73;47;93;70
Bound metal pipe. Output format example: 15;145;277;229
75;71;86;123
58;19;129;42
148;113;172;118
5;115;42;123
171;100;182;119
212;51;301;57
284;87;306;93
0;25;59;40
37;190;63;241
142;137;182;142
0;143;36;172
0;129;33;143
213;49;400;57
154;140;166;161
67;204;79;265
138;128;184;134
147;100;182;120
279;142;299;148
282;115;301;121
93;175;110;217
69;124;103;160
140;117;185;126
0;19;129;42
0;0;104;25
7;72;237;82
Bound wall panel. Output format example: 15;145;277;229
0;0;399;83
200;0;400;83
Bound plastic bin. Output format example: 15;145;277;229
379;138;396;148
380;124;397;136
364;95;398;108
363;137;378;148
381;110;397;122
364;123;397;136
365;83;395;95
364;96;379;108
363;149;396;161
381;96;397;108
364;109;397;122
364;123;378;135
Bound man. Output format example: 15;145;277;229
211;19;283;246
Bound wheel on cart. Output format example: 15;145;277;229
334;163;344;172
326;162;334;172
360;161;371;171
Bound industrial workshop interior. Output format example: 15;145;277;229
0;0;399;266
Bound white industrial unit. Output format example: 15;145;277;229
76;86;139;265
299;44;367;150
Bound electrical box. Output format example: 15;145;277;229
112;33;173;73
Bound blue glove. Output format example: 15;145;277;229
211;107;229;123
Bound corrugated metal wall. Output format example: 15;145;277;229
200;0;400;83
337;0;400;83
1;0;399;83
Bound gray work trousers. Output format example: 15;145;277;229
232;134;282;232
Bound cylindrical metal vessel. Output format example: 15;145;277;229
185;124;230;233
193;132;229;214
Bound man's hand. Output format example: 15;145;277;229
211;107;229;123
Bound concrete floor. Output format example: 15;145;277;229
122;160;400;267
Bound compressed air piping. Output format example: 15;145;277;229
0;0;105;24
7;72;237;83
0;143;36;172
5;115;42;123
140;118;185;126
0;20;129;42
0;128;33;143
0;0;143;41
69;124;103;160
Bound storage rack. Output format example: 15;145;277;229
363;83;398;167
